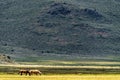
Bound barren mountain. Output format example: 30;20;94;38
0;0;120;62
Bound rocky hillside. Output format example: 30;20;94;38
0;54;14;64
0;0;120;61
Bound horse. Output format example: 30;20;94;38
18;69;30;76
29;70;42;76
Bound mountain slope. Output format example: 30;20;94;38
0;0;120;61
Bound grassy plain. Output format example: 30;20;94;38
1;60;120;80
1;60;120;74
0;74;120;80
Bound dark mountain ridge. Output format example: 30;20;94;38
0;0;120;61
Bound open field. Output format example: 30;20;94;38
0;74;120;80
1;63;120;74
1;63;120;80
1;61;120;80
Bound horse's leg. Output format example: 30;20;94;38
39;73;41;75
21;72;22;76
31;72;33;75
25;72;27;76
29;72;31;76
39;72;41;75
35;72;37;75
29;72;32;76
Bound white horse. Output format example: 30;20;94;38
29;70;42;75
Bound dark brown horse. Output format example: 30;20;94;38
18;69;30;76
29;70;42;75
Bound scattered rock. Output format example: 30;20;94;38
46;2;104;20
0;54;15;64
80;8;103;19
48;3;71;15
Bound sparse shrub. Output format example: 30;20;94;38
11;50;14;52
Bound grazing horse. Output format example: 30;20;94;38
29;70;42;76
18;69;30;76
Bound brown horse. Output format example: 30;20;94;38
18;69;30;76
29;70;42;76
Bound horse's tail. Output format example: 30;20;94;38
18;71;20;74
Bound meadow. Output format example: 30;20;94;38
0;74;120;80
1;60;120;80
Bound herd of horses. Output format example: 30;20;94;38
18;69;42;76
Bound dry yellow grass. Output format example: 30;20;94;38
0;74;120;80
